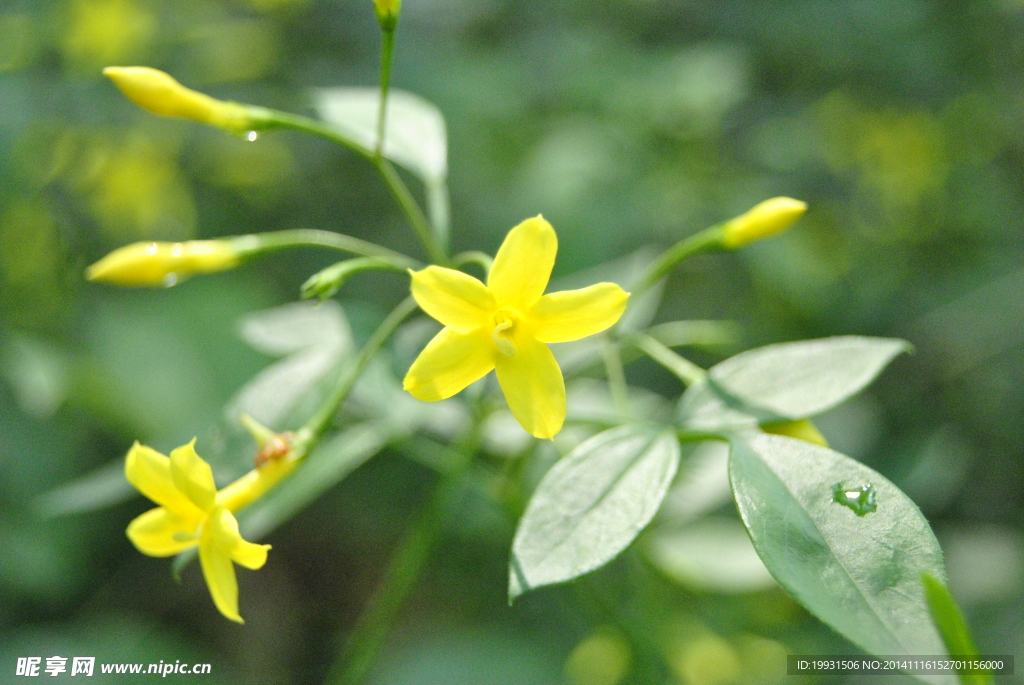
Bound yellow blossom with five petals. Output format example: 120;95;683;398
403;216;629;439
125;439;294;623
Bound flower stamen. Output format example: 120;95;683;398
492;309;519;356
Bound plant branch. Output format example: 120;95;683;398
630;224;725;299
601;337;630;421
234;229;420;269
298;296;419;448
251;109;448;266
628;331;707;386
375;28;395;159
324;421;481;685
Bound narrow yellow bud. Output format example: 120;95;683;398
103;66;251;131
761;418;828;447
85;240;240;287
721;197;808;249
374;0;401;27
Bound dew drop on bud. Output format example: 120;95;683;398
162;273;179;288
246;131;258;142
170;243;184;257
145;242;159;255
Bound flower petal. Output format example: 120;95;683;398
404;327;496;401
495;337;565;439
488;216;557;309
170;439;217;512
531;283;630;343
126;506;201;557
410;266;495;333
209;505;271;571
125;442;203;518
199;508;243;624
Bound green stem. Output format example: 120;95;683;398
426;180;451;254
600;337;630;421
375;27;395;159
628;332;707;386
325;422;481;685
375;158;449;266
452;250;493;276
234;229;419;269
630;224;725;298
298;296;418;448
301;257;408;302
250;109;448;266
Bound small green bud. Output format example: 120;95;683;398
374;0;401;29
300;257;397;301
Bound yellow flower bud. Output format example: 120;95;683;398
374;0;401;27
761;418;828;447
85;240;240;287
103;66;251;131
721;197;808;249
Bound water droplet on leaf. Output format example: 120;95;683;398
162;273;179;288
832;482;877;516
246;131;258;142
144;242;158;255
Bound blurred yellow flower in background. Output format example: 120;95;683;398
84;134;197;242
62;0;154;71
404;216;629;439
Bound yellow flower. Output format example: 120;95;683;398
103;66;251;132
125;439;294;623
403;216;629;439
721;197;807;248
86;239;241;287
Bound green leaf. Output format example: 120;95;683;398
645;517;776;593
729;433;948;660
709;336;910;421
315;87;448;185
35;459;134;517
677;377;759;432
509;425;680;600
922;572;992;685
679;336;910;430
226;301;353;430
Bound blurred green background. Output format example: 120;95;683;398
2;0;1023;683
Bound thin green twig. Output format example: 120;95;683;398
629;224;725;299
375;28;396;159
252;110;448;266
298;296;419;447
325;419;482;685
600;337;631;421
628;331;707;386
234;228;420;269
452;250;494;276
